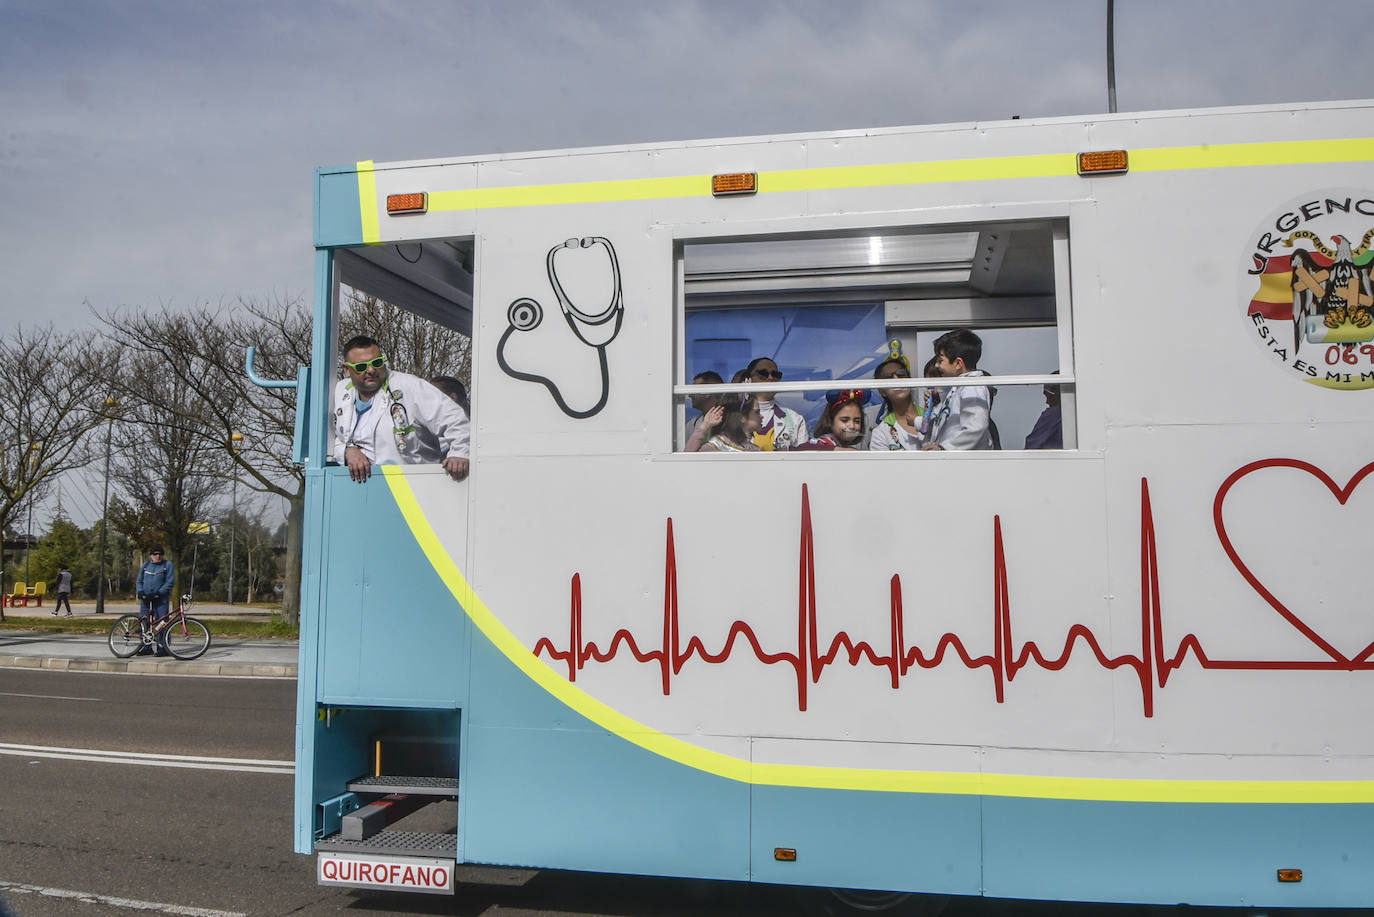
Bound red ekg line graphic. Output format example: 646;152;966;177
534;475;1374;717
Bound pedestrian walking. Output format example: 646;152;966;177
51;564;73;617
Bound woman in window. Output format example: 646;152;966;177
745;357;808;450
869;347;929;452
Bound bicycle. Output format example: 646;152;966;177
108;593;212;661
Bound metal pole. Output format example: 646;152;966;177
24;496;32;585
190;537;199;601
1106;0;1117;114
228;478;235;604
95;399;117;614
228;431;241;605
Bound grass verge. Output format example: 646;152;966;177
0;614;299;639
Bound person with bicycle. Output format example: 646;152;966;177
135;546;176;657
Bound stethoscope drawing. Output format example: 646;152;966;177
496;236;624;419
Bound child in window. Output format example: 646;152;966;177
691;394;762;452
801;389;870;450
922;329;993;451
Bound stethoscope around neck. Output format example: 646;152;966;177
496;236;624;419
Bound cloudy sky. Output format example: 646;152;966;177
1;0;1369;528
2;0;1370;333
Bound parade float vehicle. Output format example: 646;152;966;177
260;99;1374;908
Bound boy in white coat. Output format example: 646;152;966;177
922;329;994;451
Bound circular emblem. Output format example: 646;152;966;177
1241;189;1374;389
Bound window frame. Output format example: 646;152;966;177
668;213;1077;454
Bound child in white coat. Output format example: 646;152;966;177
922;330;993;451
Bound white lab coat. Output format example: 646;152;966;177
925;371;993;451
332;370;470;466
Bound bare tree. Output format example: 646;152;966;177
342;290;471;386
106;365;228;573
0;327;106;621
98;298;309;621
94;291;471;626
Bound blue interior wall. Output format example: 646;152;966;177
685;304;885;429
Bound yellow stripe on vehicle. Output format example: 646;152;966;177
1131;137;1374;172
381;467;1374;805
350;138;1374;230
428;174;707;211
356;160;380;245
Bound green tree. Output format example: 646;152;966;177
207;507;278;604
30;516;97;598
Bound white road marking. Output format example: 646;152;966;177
0;879;246;916
0;743;293;775
0;689;101;701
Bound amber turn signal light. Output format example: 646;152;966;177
712;172;758;196
1276;868;1303;883
386;192;428;214
1077;150;1128;175
774;848;797;862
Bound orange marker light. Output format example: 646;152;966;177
1277;868;1303;883
774;848;797;862
712;172;758;196
386;192;428;215
1077;150;1129;175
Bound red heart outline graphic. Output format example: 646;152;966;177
1213;458;1374;665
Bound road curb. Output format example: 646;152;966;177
0;655;297;679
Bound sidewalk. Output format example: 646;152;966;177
0;602;298;678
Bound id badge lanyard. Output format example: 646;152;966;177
343;380;413;453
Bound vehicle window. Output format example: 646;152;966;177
330;240;474;474
675;222;1072;453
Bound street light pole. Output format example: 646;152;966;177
1106;0;1117;114
228;432;241;605
95;397;119;614
24;443;39;586
24;492;32;585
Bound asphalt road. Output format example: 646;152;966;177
0;667;822;917
0;666;1299;917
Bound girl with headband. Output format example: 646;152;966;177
799;389;870;451
869;340;928;451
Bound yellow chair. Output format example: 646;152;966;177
8;581;27;608
28;581;47;606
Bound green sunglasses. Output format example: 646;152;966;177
344;355;387;373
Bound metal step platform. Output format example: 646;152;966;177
346;775;459;796
315;829;457;859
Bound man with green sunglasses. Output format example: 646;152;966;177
332;335;470;482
